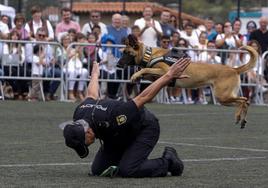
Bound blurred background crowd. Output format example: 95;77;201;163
0;3;268;104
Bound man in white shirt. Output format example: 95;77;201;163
81;10;107;38
24;6;54;41
134;6;162;47
180;23;199;48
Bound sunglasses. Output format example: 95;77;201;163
162;40;170;43
38;34;46;38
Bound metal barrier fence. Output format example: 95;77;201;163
64;42;152;101
0;40;267;105
0;39;64;101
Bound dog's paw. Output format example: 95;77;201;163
240;119;247;129
130;74;140;82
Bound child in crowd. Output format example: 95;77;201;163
99;34;120;99
29;45;45;101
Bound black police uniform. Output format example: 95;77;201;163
73;97;169;177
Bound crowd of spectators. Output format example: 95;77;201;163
0;5;268;103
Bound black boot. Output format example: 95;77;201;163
162;146;184;176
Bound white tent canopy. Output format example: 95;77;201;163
0;4;16;24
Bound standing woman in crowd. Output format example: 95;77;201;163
215;21;242;64
2;30;26;100
55;33;72;80
169;15;178;29
64;33;88;101
10;13;29;40
216;21;242;49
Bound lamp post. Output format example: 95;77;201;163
70;0;73;11
122;0;126;15
178;0;182;30
18;0;22;13
237;0;240;19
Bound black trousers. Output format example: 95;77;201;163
91;110;169;178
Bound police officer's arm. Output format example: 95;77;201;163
133;58;191;109
86;62;100;100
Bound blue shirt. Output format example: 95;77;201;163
207;29;217;41
160;23;176;37
107;25;128;44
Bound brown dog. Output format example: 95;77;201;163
118;35;258;128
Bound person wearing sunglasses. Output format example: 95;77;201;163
82;10;108;39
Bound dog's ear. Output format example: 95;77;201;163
121;37;129;46
127;34;139;50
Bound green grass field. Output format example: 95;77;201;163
1;101;268;188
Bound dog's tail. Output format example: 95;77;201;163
234;46;258;74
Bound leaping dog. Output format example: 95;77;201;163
118;34;258;129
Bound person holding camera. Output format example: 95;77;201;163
62;58;190;178
215;20;242;50
215;21;242;64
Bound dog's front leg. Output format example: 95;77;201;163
130;68;166;82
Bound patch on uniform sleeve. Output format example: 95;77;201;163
116;115;127;126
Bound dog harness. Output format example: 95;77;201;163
141;46;189;68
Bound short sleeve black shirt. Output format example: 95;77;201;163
73;98;144;148
249;29;268;53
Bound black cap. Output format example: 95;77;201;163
63;123;89;158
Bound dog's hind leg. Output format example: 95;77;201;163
239;100;250;129
218;96;249;128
